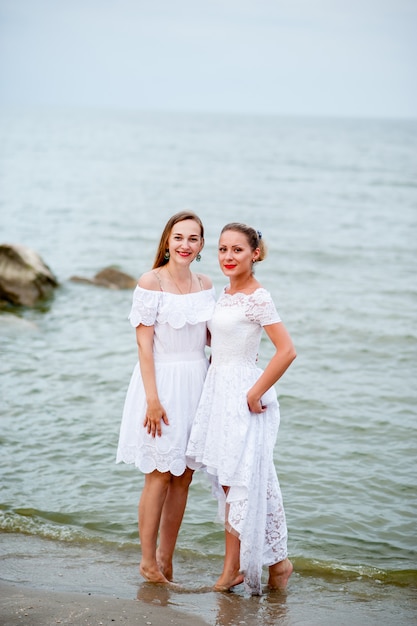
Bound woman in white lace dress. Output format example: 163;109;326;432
186;223;296;595
116;211;215;584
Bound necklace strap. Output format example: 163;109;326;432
153;270;164;292
165;267;193;294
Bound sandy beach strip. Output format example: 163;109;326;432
0;581;210;626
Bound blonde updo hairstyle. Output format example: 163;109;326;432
220;222;267;266
153;211;205;269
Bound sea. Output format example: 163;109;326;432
1;107;416;625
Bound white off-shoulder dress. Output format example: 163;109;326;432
116;284;216;476
186;287;288;595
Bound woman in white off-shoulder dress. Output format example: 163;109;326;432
117;211;215;584
187;223;296;595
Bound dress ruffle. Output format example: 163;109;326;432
128;286;216;329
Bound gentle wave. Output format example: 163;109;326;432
2;508;416;588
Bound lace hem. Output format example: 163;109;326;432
116;444;187;476
206;463;288;595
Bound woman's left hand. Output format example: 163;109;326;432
247;394;267;414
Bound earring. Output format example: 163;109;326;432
196;253;201;262
164;250;170;260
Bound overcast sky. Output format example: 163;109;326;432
0;0;416;118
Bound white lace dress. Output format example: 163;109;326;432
186;287;288;595
116;285;216;476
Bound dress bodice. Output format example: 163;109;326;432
128;286;216;357
209;288;281;367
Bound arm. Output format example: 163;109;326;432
134;271;169;437
136;322;169;439
246;322;296;414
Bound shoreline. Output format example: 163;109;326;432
1;534;416;626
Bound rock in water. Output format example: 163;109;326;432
70;267;137;289
0;244;59;307
92;267;137;289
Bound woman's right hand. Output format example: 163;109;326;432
143;401;169;438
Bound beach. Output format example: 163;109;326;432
1;108;416;625
2;577;416;626
2;560;416;626
1;533;416;625
0;582;210;626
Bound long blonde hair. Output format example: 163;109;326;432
153;211;205;269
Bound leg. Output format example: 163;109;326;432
267;558;293;590
213;528;244;591
138;470;171;583
214;487;244;591
157;468;194;581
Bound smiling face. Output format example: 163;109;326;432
166;219;203;264
218;229;260;278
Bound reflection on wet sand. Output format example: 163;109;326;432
213;589;288;626
136;580;289;626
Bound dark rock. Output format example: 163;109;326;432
70;267;137;290
0;244;59;307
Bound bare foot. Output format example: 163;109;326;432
267;558;293;591
139;562;170;584
156;549;173;582
213;571;245;592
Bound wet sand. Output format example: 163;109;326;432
1;534;416;626
2;575;417;626
0;581;210;626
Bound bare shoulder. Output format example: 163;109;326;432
196;273;213;290
137;270;161;291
